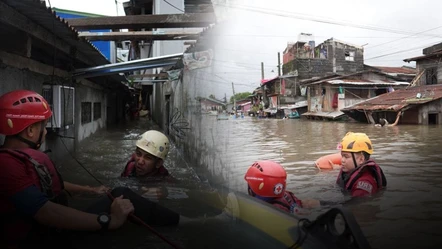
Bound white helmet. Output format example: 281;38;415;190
135;130;170;160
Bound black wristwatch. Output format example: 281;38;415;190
97;213;111;230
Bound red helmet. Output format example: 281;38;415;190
244;160;287;198
0;90;52;135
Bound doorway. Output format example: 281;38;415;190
428;113;438;124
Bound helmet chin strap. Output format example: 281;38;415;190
13;122;45;150
351;152;359;170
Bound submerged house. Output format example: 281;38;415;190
341;84;442;125
197;97;226;113
300;71;410;120
341;42;442;125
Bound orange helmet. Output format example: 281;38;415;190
0;90;52;135
244;160;287;198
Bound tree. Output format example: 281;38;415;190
230;92;252;103
209;94;216;99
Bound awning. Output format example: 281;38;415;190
302;111;346;119
263;108;278;114
72;53;183;78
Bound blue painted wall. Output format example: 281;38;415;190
56;11;112;61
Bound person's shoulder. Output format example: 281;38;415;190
352;174;378;194
157;166;170;176
0;150;24;164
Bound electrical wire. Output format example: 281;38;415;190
163;0;185;13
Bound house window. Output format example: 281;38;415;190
426;67;438;85
345;51;355;61
93;102;101;120
81;102;92;124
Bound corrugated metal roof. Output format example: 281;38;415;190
301;70;410;86
327;79;409;86
342;84;442;112
72;53;183;78
372;66;416;75
403;50;442;62
261;76;279;85
302;110;346;119
3;0;110;66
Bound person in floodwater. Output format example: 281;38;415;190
244;160;321;215
0;90;199;249
375;111;403;127
336;132;387;197
121;130;175;182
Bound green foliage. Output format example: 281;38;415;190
230;92;252;103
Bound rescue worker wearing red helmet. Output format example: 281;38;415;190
336;132;387;197
0;90;184;249
244;160;320;215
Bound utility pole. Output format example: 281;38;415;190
277;52;281;76
261;62;265;80
232;82;237;116
277;52;281;116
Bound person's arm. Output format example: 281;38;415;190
300;199;321;208
64;181;110;195
351;179;376;197
387;111;402;126
11;185;132;231
35;201;111;230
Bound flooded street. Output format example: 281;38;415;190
202;116;442;249
59;116;442;249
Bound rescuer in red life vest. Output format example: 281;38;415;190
121;130;174;182
336;132;387;197
0;90;185;249
244;160;320;215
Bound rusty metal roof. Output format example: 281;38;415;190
301;70;410;86
372;66;416;75
403;50;442;62
327;79;409;86
2;0;110;66
342;84;442;112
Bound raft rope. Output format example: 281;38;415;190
289;218;311;249
66;150;182;249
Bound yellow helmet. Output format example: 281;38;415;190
340;132;373;154
135;130;170;160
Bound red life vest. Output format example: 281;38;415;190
121;155;170;178
336;159;387;192
269;190;303;214
0;148;64;199
0;148;65;248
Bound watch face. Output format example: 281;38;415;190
99;215;109;223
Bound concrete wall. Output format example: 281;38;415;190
152;0;185;58
283;40;364;79
419;98;442;124
149;24;234;186
416;59;442;85
0;62;125;165
331;41;364;74
0;65;75;162
75;82;107;142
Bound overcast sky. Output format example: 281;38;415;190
46;0;442;97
